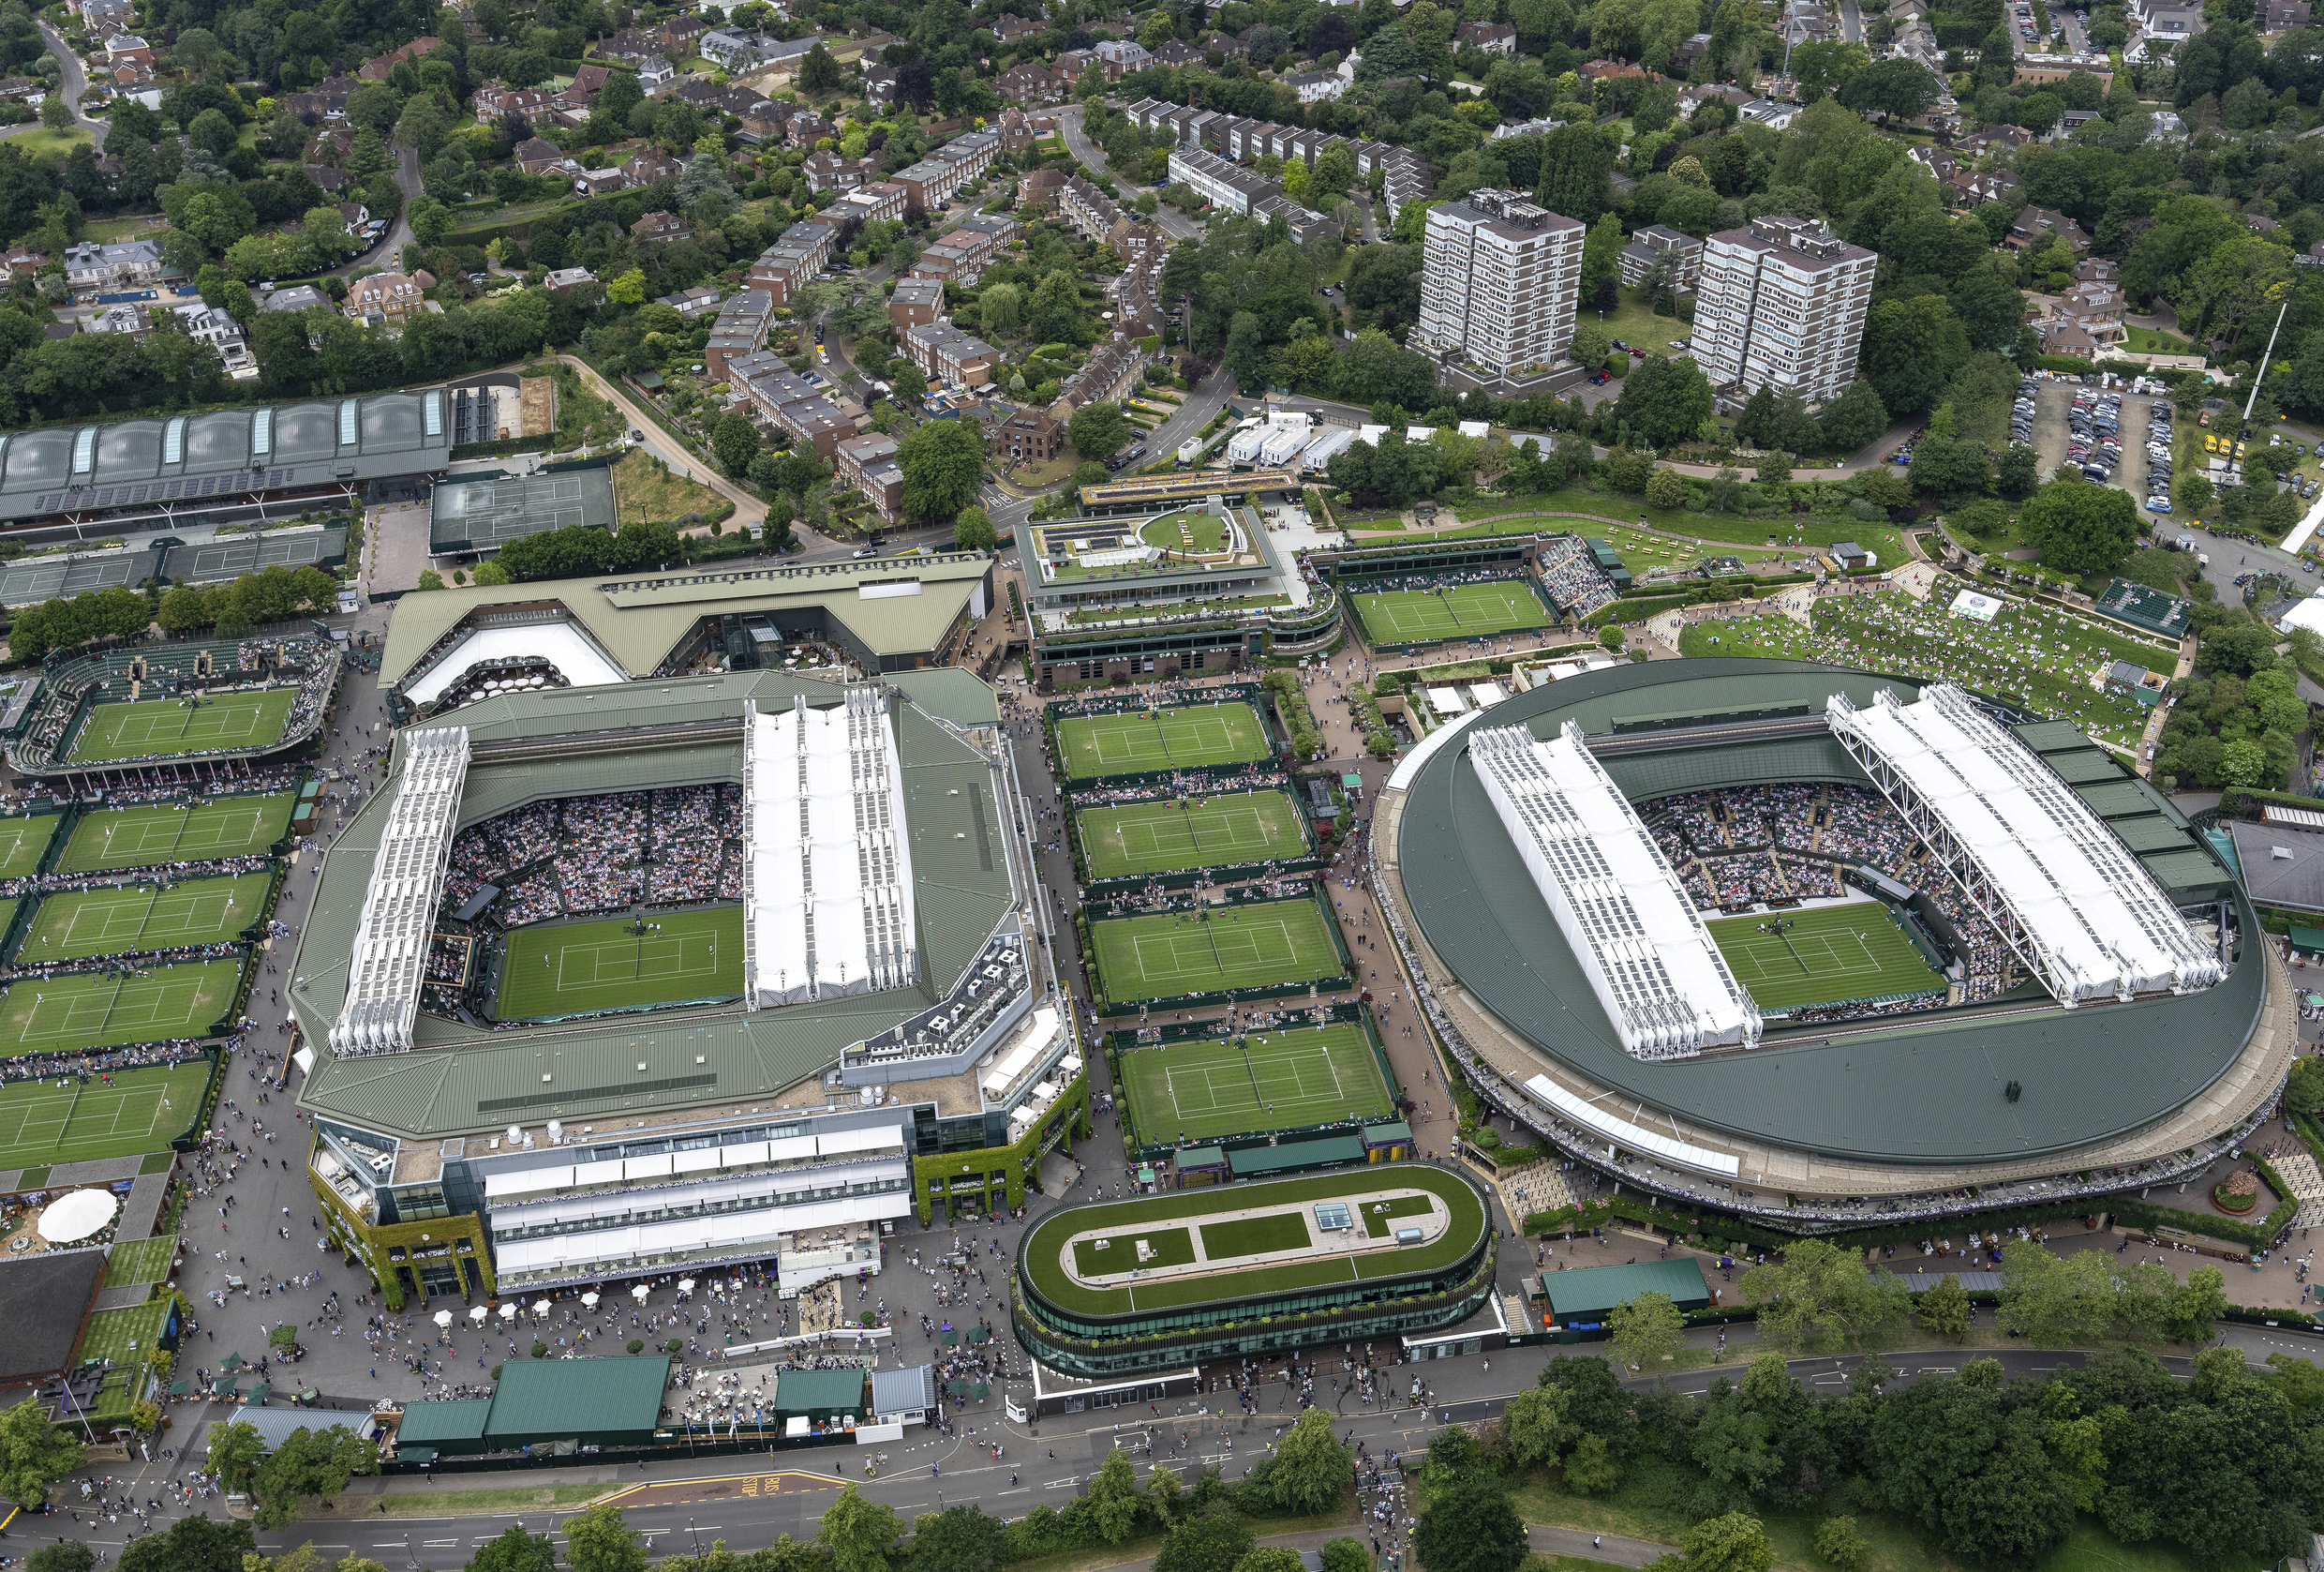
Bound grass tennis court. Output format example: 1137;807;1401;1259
497;905;744;1019
1091;898;1344;1004
1352;580;1554;646
67;687;299;763
1057;702;1272;781
0;959;242;1057
1706;901;1945;1012
0;1058;211;1169
103;1234;178;1287
59;793;297;875
19;872;271;963
0;815;59;879
1078;789;1306;880
1120;1022;1394;1142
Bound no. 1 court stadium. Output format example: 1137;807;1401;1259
66;688;299;764
1055;702;1273;781
1010;1166;1496;1376
1077;789;1307;881
1351;581;1555;646
1089;897;1345;1005
1117;1022;1394;1144
57;793;297;876
18;871;271;962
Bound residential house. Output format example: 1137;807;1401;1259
598;26;661;63
358;37;439;80
544;266;599;294
804;151;879;192
889;277;947;329
861;63;900;107
632;210;690;242
0;77;45;104
1053;48;1099;82
638;54;677;94
991;11;1045;44
344;268;435;325
0;245;43;276
2250;212;2283;234
336;201;371;231
2073;258;2119;284
705;288;775;380
996;61;1062;103
1017;166;1067;214
989;407;1063;466
574;165;628;196
997;108;1040;154
514;137;579;176
474;83;557;120
1057;172;1126;247
1455;20;1516;52
305;127;351;167
833;431;905;522
783;110;833;148
1092;38;1153;77
1492;115;1567;139
656;283;723;316
746;219;837;307
171;301;255;378
753;37;824;79
903;320;1000;388
1152;38;1202;66
103;35;152;73
259;282;331;313
2302;239;2324;267
2037;319;2102;357
908;213;1019;288
2133;0;2206;52
1059;336;1148;411
1958;124;2033;155
700;27;767;69
2258;0;2311;26
1285;70;1345;102
63;238;162;292
87;302;147;337
1954;166;2021;206
1673;33;1713;72
659;13;713;56
2050;278;2125;343
280;76;364;122
827;181;908;226
2050;108;2103;140
728;355;852;457
555;63;615;110
623;148;684;187
2006;205;2092;253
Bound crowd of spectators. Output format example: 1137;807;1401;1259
1537;538;1617;617
0;1035;214;1087
450;786;746;929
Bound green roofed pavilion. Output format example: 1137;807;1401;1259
395;1398;491;1456
1538;1259;1712;1324
483;1355;671;1449
775;1368;867;1421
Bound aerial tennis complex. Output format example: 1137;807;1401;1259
1375;658;2287;1232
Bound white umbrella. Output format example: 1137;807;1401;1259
532;1299;550;1316
581;1292;600;1309
499;1303;518;1321
469;1306;487;1324
678;1279;695;1295
632;1283;650;1301
37;1190;116;1244
433;1310;454;1328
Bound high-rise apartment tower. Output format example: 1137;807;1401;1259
1692;214;1876;406
1414;188;1585;396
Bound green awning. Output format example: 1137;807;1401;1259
2291;924;2324;956
972;1382;990;1400
218;1353;244;1370
968;1326;990;1344
946;1379;968;1398
211;1379;234;1395
248;1384;271;1403
396;1447;438;1463
168;1381;187;1397
939;1330;958;1346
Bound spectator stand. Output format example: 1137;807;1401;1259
7;634;343;780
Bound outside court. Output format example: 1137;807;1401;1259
67;688;299;764
498;906;745;1019
1706;901;1945;1011
19;872;271;963
1352;580;1554;645
0;814;59;879
0;1058;211;1169
1119;1022;1393;1143
1078;789;1305;880
59;793;298;875
1056;703;1272;781
0;958;242;1057
1091;898;1343;1003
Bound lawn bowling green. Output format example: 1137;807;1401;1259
1013;1168;1497;1369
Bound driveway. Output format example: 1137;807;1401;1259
327;145;421;277
549;353;771;538
27;21;105;151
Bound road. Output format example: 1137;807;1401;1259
1840;0;1862;40
1056;104;1201;242
217;1341;2287;1568
328;146;422;278
22;22;106;151
548;353;769;537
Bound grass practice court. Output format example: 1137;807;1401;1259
0;959;242;1057
59;794;297;875
497;906;745;1019
0;814;59;879
1351;580;1554;645
1091;898;1343;1003
0;1059;210;1169
1057;703;1272;782
67;688;299;764
19;871;271;963
1078;789;1305;880
1120;1022;1393;1143
1706;901;1945;1011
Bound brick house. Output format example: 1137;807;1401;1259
989;407;1064;465
623;149;684;187
632;210;689;242
888;277;946;330
344;268;435;325
358;36;439;80
903;320;1000;388
514;137;578;176
834;431;905;521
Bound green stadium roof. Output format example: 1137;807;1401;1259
1539;1259;1710;1320
290;671;1016;1142
1393;658;2266;1166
